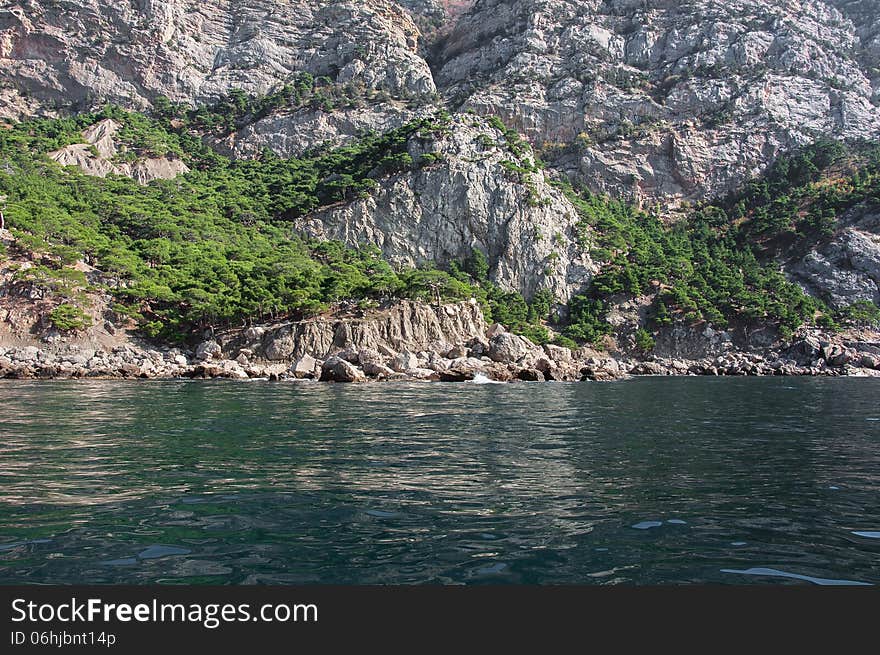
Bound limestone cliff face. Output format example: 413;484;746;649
0;0;435;118
785;207;880;308
301;114;597;301
223;299;488;361
4;0;879;210
48;118;189;184
214;104;431;159
436;0;880;208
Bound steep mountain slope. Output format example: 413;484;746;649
436;0;880;207
0;0;435;116
302;113;596;301
4;0;879;208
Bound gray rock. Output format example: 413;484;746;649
244;327;265;342
469;337;490;357
786;214;880;307
0;0;436;119
302;114;598;302
446;343;468;359
228;301;486;363
362;361;396;378
514;368;543;381
488;333;535;363
195;340;222;361
543;344;573;363
486;323;507;338
437;0;880;210
357;349;384;366
291;354;320;379
390;351;419;372
408;367;440;381
320;356;366;383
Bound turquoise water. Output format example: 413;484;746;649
0;377;878;585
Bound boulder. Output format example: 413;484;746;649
628;361;667;376
543;344;573;363
439;357;484;381
357;348;384;366
488;333;535;363
244;326;265;342
377;344;398;358
16;346;41;362
291;354;320;379
335;348;361;364
468;337;490;357
363;361;395;378
446;343;468;359
263;331;296;360
517;368;545;381
486;323;507;338
320;356;366;383
195;340;222;361
408;367;440;381
788;336;822;365
390;350;419;372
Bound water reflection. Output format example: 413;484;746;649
0;378;878;584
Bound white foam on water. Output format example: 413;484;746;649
632;521;663;530
721;567;872;586
471;373;503;384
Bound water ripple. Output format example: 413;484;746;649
1;377;879;584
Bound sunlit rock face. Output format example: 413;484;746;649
0;0;436;117
435;0;880;208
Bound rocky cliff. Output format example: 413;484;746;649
0;0;435;117
48;118;189;183
1;0;879;365
302;113;596;301
436;0;880;208
223;299;488;363
786;206;880;308
4;0;879;209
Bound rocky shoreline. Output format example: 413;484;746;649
2;324;879;382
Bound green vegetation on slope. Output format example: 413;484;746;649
4;102;875;349
558;139;880;345
0;108;549;342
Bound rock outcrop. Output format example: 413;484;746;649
302;114;596;301
223;300;488;362
48;118;189;184
215;104;429;160
0;0;436;118
436;0;880;208
785;207;880;307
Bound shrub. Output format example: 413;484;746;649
834;301;880;327
634;328;655;353
48;304;92;331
